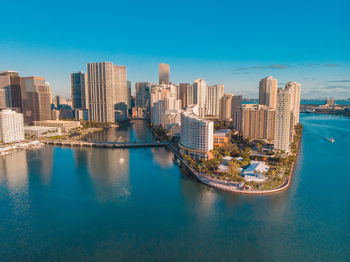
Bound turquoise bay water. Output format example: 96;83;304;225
0;116;349;261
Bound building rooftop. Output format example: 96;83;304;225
242;161;269;176
214;129;232;137
24;126;59;131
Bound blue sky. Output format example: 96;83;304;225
0;0;349;98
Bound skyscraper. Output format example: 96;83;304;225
285;81;301;125
87;62;128;122
127;80;131;109
0;71;22;111
21;76;52;124
159;63;170;84
179;83;194;108
206;84;224;116
135;82;150;108
241;104;275;141
71;71;88;110
259;76;278;108
193;78;207;118
274;89;292;152
0;109;24;143
219;94;242;129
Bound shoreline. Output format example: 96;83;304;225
171;127;303;195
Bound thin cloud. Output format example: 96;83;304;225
235;64;290;71
324;64;339;67
269;64;289;69
324;80;350;83
298;63;320;67
326;85;350;89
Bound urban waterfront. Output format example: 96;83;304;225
0;115;349;261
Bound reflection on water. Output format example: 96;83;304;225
85;120;154;143
87;147;130;201
151;147;174;168
0;150;28;189
27;146;54;185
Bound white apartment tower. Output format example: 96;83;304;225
159;63;170;84
285;81;301;125
274;89;292;152
87;62;128;122
180;105;214;160
259;76;278;109
193;78;207;118
206;84;224;116
0;109;24;144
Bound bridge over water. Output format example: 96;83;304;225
44;140;169;148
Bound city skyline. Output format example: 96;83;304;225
0;0;349;99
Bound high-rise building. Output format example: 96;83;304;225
193;78;207;118
150;83;178;124
259;76;278;109
0;71;22;111
241;104;275;141
71;71;88;110
0;109;24;143
127;80;132;109
87;62;128;122
274;89;292;152
21;76;52;124
219;94;242;130
231;95;243;130
206;84;224;116
151;93;181;126
285;82;301;125
219;94;234;121
135;82;150;108
159;63;170;84
179;105;213;160
178;83;194;108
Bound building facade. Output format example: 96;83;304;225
219;94;242;130
259;76;278;109
71;71;88;110
0;71;23;111
0;109;24;143
87;62;128;122
206;84;224;117
285;81;301;125
274;89;292;152
159;63;170;84
21;76;52;124
193;78;207;118
135;82;150;109
241;104;275;141
178;83;194;108
180;105;213;160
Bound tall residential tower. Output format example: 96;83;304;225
259;76;278;109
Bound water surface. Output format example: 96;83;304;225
0;117;349;261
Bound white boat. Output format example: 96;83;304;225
327;137;335;143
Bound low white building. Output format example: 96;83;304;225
33;120;81;132
242;161;269;182
24;126;62;138
0;109;24;144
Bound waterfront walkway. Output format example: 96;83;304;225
44;140;169;148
